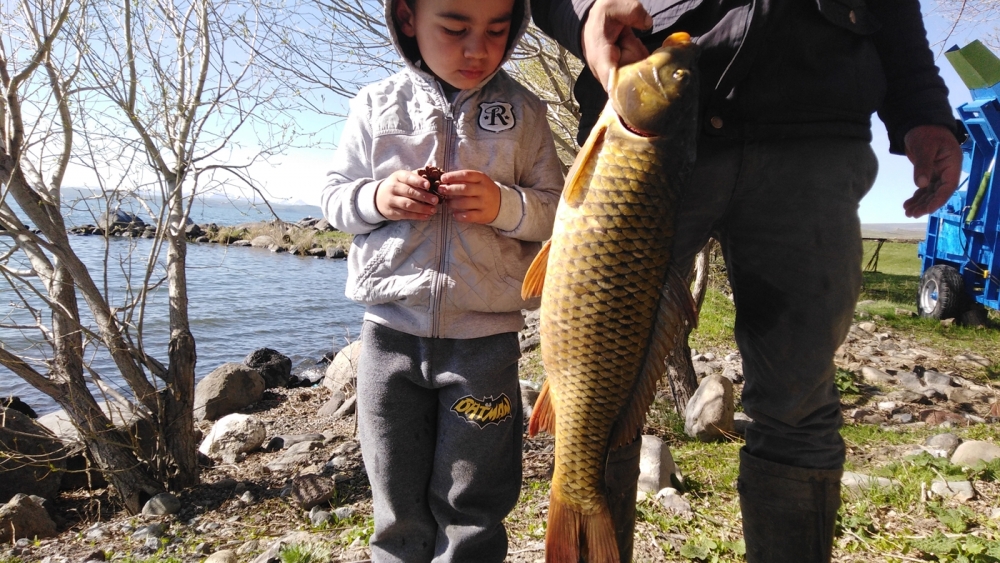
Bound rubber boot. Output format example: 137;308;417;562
737;449;842;563
604;435;642;563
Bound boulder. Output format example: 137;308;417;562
684;374;734;442
244;348;292;389
141;492;182;517
198;414;266;463
0;408;66;503
323;341;362;393
0;494;57;542
250;235;276;248
951;440;1000;467
194;363;266;421
36;401;157;459
291;474;336;510
638;435;683;495
1;397;37;419
97;210;144;232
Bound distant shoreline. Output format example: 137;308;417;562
861;222;927;242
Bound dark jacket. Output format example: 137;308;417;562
532;0;956;153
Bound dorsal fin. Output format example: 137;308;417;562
563;107;613;205
608;266;697;448
521;240;551;299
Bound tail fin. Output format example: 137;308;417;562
546;493;620;563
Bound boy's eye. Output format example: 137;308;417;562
488;27;509;38
443;27;465;36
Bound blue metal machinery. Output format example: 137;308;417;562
917;40;1000;322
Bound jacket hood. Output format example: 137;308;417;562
384;0;530;89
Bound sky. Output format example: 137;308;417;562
61;2;1000;225
861;2;995;226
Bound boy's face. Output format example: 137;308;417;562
395;0;515;90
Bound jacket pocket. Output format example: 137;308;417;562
814;0;880;34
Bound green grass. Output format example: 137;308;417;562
279;542;333;563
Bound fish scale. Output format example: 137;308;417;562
521;33;700;563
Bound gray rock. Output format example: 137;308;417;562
841;472;897;496
897;372;925;393
857;321;877;333
947;387;987;404
930;479;976;502
308;506;331;526
951;440;1000;467
859;366;894;386
886;390;930;405
0;494;57;543
204;550;238;563
333;506;355;520
98;210;144;231
141;492;181;516
244;348;292;389
637;435;683;495
198;414;267;463
318;391;347;417
250;235;276;248
891;413;914;424
923;370;954;388
131;522;167;540
732;412;753;436
684;374;734;442
36;401;156;458
332;395;357;419
249;532;316;563
292;474;336;510
0;408;66;503
655;488;693;520
265;445;315;473
264;434;326;452
194;363;266;421
324;341;361;393
925;433;961;457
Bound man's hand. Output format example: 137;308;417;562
581;0;652;90
439;170;501;224
375;170;439;221
903;124;963;218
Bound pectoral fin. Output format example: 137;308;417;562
521;240;551;299
608;266;697;448
527;377;556;437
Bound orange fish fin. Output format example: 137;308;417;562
545;493;620;563
563;107;612;206
521;240;551;299
609;268;698;449
527;378;556;437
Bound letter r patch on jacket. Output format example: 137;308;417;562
478;102;515;133
450;394;513;428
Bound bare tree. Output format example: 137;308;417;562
2;0;318;511
934;0;1000;53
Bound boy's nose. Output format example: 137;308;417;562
464;34;488;59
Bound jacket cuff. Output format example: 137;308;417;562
881;91;957;155
488;183;524;232
356;180;386;225
532;0;593;60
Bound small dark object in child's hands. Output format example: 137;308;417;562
417;166;444;196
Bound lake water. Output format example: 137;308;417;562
0;192;365;415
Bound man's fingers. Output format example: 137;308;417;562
600;0;652;29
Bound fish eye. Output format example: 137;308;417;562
672;69;689;81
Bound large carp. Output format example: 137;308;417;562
520;33;700;563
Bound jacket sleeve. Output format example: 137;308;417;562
531;0;594;60
868;0;957;155
488;97;565;242
321;92;387;234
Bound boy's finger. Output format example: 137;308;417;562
440;170;482;184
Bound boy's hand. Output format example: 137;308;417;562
375;170;440;221
439;170;501;224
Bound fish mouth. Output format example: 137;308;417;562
618;116;657;138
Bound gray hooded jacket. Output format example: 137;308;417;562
321;0;564;339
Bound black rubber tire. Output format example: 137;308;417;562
918;265;965;319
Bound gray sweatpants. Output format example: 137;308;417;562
356;321;523;563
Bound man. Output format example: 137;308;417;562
531;0;963;561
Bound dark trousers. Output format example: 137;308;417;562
356;322;523;563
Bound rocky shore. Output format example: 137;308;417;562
66;210;352;258
2;308;1000;563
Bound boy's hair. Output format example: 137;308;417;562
389;0;525;66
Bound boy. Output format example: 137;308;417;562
320;0;564;561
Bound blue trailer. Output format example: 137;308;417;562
917;40;1000;324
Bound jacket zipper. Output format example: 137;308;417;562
431;90;459;337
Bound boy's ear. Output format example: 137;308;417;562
394;0;417;38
